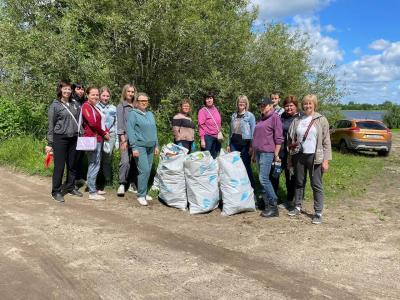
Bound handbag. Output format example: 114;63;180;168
102;116;116;154
289;118;316;153
205;107;224;142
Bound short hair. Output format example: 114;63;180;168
85;86;98;96
236;95;249;111
203;91;215;105
270;91;280;98
283;95;299;108
72;82;84;90
302;94;318;110
120;84;136;104
56;80;72;99
179;98;192;112
99;86;111;97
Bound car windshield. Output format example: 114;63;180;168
356;121;386;130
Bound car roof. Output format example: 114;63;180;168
339;119;383;123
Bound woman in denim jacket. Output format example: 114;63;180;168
227;95;256;187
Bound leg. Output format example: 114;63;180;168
65;137;78;192
309;162;324;215
102;137;114;185
293;153;307;209
52;135;68;195
135;147;152;198
204;135;217;158
257;152;277;206
119;148;130;185
87;142;102;194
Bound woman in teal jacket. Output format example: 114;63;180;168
126;92;159;206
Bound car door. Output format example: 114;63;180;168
330;120;344;146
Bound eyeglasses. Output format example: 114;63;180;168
137;100;149;103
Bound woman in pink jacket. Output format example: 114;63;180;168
198;92;222;159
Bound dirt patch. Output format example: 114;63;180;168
0;134;400;299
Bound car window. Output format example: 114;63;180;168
356;121;386;130
336;121;345;128
345;121;352;128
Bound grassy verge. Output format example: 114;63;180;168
0;136;387;206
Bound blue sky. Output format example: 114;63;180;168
250;0;400;104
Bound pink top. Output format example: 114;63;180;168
198;106;221;138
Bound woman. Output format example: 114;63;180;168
198;92;222;159
117;84;138;196
271;96;301;209
81;86;110;201
96;87;118;192
287;94;332;224
252;98;283;218
46;80;82;202
126;93;159;206
172;98;195;153
227;95;256;187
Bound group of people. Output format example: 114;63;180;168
46;81;331;224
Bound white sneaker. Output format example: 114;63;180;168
89;193;105;201
145;195;153;201
128;183;137;194
97;190;106;195
137;197;148;206
117;184;125;196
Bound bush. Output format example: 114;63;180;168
384;106;400;129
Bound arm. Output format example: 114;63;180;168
82;104;107;136
250;113;256;138
172;115;181;141
198;108;206;139
321;117;332;161
46;103;56;150
126;111;137;151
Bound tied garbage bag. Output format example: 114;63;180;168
218;151;255;216
156;143;189;210
184;151;219;214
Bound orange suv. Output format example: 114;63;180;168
330;119;392;156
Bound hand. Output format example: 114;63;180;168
200;139;206;149
322;160;329;172
45;146;52;154
251;151;256;163
226;146;231;153
120;141;128;152
132;150;140;157
274;155;281;163
154;147;159;155
104;133;110;141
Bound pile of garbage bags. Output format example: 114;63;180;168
153;144;255;216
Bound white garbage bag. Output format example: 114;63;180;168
218;151;255;216
157;143;188;210
184;151;219;214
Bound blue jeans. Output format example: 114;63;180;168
134;146;155;198
202;135;221;159
256;152;277;206
230;142;255;188
86;142;102;194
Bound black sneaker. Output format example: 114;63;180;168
288;207;301;216
312;214;323;224
52;193;65;203
68;189;83;197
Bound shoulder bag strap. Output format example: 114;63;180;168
302;118;316;142
61;103;79;134
204;107;220;131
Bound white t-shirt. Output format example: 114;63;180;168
296;116;317;154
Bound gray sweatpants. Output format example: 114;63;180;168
118;147;137;186
293;153;324;214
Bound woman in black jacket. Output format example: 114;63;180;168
45;80;83;202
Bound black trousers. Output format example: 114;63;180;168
52;134;78;195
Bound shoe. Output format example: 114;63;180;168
137;197;148;206
145;195;153;201
260;206;279;218
288;207;301;217
68;189;83;197
88;193;105;201
52;193;65;203
278;202;287;209
97;190;106;195
128;183;137;194
117;184;125;196
312;214;323;224
75;179;86;188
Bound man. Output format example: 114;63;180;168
271;92;284;116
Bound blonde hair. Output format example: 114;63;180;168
180;98;191;113
236;95;249;111
120;84;136;104
302;94;318;110
99;86;111;97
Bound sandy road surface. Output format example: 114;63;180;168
1;135;400;299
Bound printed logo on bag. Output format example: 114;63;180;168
199;164;208;175
208;175;217;183
232;155;240;164
229;179;240;188
202;198;211;209
240;192;249;202
240;177;250;186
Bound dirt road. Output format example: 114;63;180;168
1;137;400;299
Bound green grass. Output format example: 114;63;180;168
0;136;388;207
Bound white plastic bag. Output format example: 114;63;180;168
218;151;255;216
184;151;219;214
157;144;188;210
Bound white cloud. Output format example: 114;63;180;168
250;0;332;21
291;16;343;66
369;39;391;51
353;47;361;55
323;24;336;32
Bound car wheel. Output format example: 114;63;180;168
339;140;348;154
378;150;389;157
